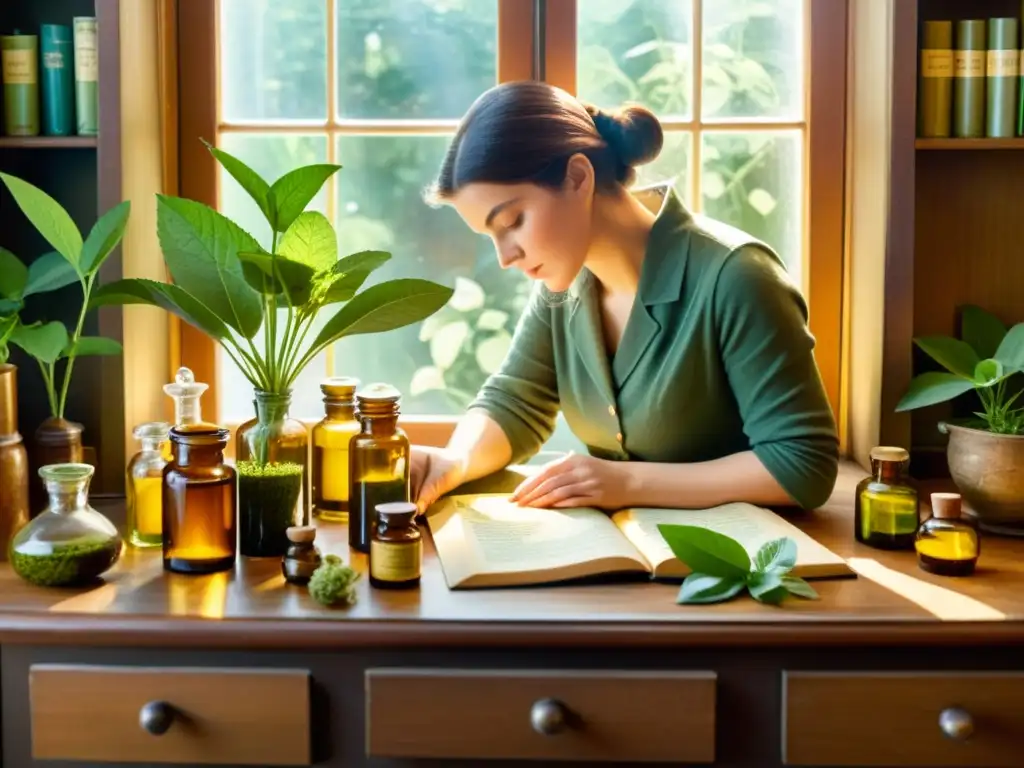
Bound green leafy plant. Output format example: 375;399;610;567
0;173;126;417
90;141;454;419
896;304;1024;434
657;524;819;605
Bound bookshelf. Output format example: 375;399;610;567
0;0;123;495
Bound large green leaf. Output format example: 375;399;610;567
204;140;273;227
10;321;69;364
974;358;1005;387
23;252;81;296
0;172;82;267
62;336;123;359
267;164;341;233
656;524;750;579
156;195;263;338
676;573;746;604
309;278;453;350
80;200;131;275
0;247;28;299
90;278;234;342
961;304;1006;360
752;537;796;573
0;299;21;315
237;249;315;304
321;250;391;304
278;211;337;272
913;336;980;378
781;575;819;600
995;322;1024;372
895;371;976;412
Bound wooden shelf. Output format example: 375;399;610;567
0;136;97;149
916;137;1024;150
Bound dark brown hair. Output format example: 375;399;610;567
427;81;664;203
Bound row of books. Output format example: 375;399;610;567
0;19;99;138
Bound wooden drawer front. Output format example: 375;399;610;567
30;664;311;765
784;671;1024;766
366;668;716;763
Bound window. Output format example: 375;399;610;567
176;0;846;447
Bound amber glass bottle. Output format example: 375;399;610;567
370;501;421;589
854;446;919;550
162;425;236;574
312;377;360;523
126;421;169;548
349;383;410;553
915;492;980;576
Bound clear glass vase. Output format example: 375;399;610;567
10;463;123;587
236;390;309;557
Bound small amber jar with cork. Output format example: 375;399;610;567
915;492;980;576
281;525;322;586
370;501;421;589
349;383;410;553
855;446;919;550
311;377;360;523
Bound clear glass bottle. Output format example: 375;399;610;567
236;390;309;558
162;367;209;461
312;377;360;523
126;421;170;548
349;383;410;553
854;446;919;550
162;424;236;574
10;463;123;587
915;492;980;576
370;501;421;590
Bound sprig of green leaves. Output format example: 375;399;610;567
657;524;819;606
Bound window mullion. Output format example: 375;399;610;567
499;0;536;82
690;0;703;213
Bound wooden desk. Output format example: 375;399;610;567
2;460;1024;767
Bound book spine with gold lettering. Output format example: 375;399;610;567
954;20;986;138
918;21;954;137
72;17;98;136
987;17;1019;137
0;32;39;136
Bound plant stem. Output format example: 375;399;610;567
57;273;93;419
37;359;58;417
284;313;320;389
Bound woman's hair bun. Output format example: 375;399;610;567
587;103;664;168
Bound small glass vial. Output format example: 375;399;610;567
855;446;919;550
162;367;209;461
349;383;411;553
126;421;170;548
915;492;980;577
370;501;421;589
311;377;360;523
162;424;236;574
281;525;322;586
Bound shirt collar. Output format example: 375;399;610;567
633;182;692;305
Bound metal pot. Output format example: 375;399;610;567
940;421;1024;534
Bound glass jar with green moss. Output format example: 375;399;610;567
10;463;123;587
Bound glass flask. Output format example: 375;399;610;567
10;463;123;587
915;492;980;577
235;390;309;558
162;424;236;574
349;383;410;553
126;421;169;548
162;367;209;461
854;446;920;550
311;377;360;523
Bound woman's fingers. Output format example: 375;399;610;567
514;470;578;507
525;483;588;510
510;453;574;504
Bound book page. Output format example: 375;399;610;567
611;503;852;580
426;494;651;588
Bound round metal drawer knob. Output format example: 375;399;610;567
530;698;568;736
939;707;974;741
139;700;176;736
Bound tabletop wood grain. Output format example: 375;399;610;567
2;460;1023;649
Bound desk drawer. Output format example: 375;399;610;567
366;668;716;763
30;664;311;765
783;671;1024;766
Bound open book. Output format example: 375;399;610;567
426;494;853;589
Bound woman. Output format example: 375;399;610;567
411;80;839;515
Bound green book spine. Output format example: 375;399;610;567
954;20;987;138
1019;0;1024;134
918;21;954;137
40;25;74;136
0;33;39;136
987;17;1019;138
72;17;98;136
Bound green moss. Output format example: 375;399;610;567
11;537;122;587
308;554;360;607
238;460;304;557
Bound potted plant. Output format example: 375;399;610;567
0;174;127;506
896;304;1024;532
92;142;453;557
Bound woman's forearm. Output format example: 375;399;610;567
623;450;799;509
445;410;514;483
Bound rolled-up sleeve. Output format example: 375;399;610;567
713;246;839;509
467;285;561;464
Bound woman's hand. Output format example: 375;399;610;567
410;446;468;516
508;452;634;510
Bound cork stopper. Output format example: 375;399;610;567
286;525;316;544
356;382;402;417
870;446;909;463
321;376;359;400
930;492;962;520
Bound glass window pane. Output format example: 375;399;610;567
701;0;803;120
216;133;331;422
701;131;802;280
220;0;328;122
577;0;693;119
335;0;498;120
635;130;691;206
